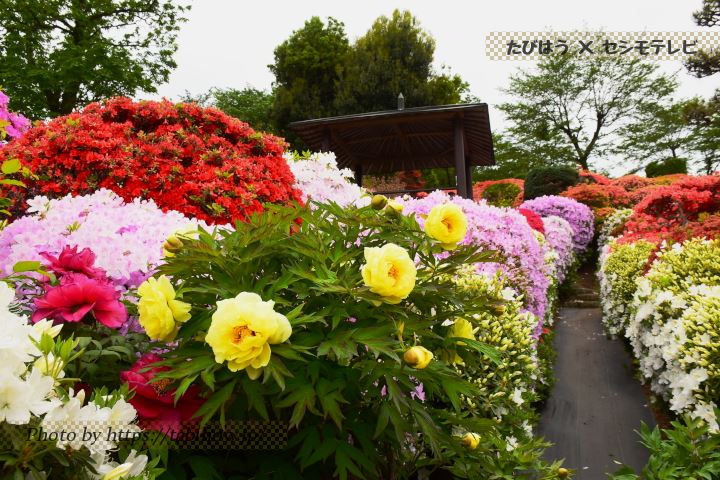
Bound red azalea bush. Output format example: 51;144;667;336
560;184;632;209
610;175;654;192
517;208;545;234
473;178;524;206
579;169;611;185
0;97;302;223
650;173;691;185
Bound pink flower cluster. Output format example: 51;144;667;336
0;90;30;142
520;195;594;252
398;191;552;320
0;189;207;287
541;215;576;283
33;246;127;328
287;152;369;208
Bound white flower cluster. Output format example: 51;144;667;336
287;151;370;208
599;236;720;432
0;282;149;479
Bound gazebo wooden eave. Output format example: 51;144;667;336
289;103;495;199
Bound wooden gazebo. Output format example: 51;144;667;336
289;103;495;199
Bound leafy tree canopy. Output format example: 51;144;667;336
0;0;189;119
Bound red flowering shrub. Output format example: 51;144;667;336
650;174;691;185
579;169;611;185
0;97;301;223
611;175;654;192
517;208;545;234
560;184;632;209
473;179;524;206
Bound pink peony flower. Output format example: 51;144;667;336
32;275;127;328
40;245;106;279
120;353;204;436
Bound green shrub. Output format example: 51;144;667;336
610;415;720;479
482;182;523;207
645;157;688;178
523;166;580;200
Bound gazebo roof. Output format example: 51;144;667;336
289;103;495;175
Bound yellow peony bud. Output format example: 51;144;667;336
162;235;184;256
461;432;481;450
371;194;388;210
403;346;433;369
361;243;416;304
557;467;569;478
385;200;404;215
424;203;468;250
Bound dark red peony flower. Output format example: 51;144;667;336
120;353;205;436
40;245;106;279
32;275;127;328
517;208;545;235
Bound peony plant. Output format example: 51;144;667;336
136;201;564;479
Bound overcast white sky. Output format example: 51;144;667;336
153;0;718;141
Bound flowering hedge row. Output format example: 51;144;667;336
0;97;302;223
597;179;720;432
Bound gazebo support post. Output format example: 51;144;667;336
354;164;363;186
454;117;469;198
465;163;473;199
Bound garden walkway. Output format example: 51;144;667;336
537;268;656;479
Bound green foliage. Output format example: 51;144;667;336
268;11;469;148
523;166;580;200
645;157;689;177
153;202;561;479
610;415;720;479
614;101;693;170
334;10;468;114
500;40;677;170
685;0;720;78
0;0;189;119
269;16;350;145
473;133;557;182
682;94;720;174
482;182;523;208
0;157;34;222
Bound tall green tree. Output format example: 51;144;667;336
335;10;468;113
269;16;350;143
0;0;189;119
614;100;693;167
686;0;720;77
500;48;676;170
683;94;720;174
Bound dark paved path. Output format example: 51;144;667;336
537;307;656;479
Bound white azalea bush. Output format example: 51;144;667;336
627;239;720;431
0;282;159;479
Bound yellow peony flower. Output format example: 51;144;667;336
138;276;192;342
461;432;481;450
361;243;417;303
205;292;292;379
403;346;434;369
424;203;468;250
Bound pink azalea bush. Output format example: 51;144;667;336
0;189;207;287
541;215;576;283
398;191;552;321
520;195;594;252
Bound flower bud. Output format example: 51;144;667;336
461;432;480;450
403;346;433;369
557;467;569;478
370;194;388;210
385;200;404;216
